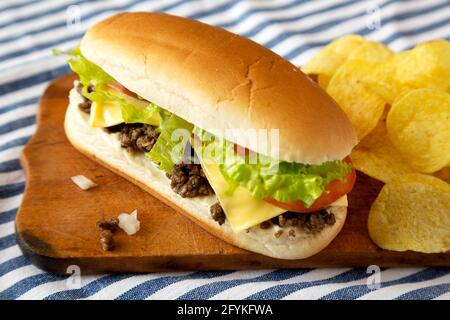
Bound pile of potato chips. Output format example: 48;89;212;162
302;35;450;254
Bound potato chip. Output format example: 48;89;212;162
392;173;450;189
386;88;450;173
368;174;450;253
395;40;450;91
326;60;385;139
302;35;364;79
359;54;413;104
351;122;417;183
347;40;393;63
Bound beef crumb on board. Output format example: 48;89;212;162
97;217;119;251
100;229;114;251
166;163;214;198
96;217;119;232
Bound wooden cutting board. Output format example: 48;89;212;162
16;74;450;274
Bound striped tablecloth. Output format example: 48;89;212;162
0;0;449;300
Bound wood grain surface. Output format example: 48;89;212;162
15;74;450;274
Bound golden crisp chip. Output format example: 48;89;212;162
347;40;393;63
359;54;413;104
393;173;450;189
362;41;450;102
351;122;417;183
395;40;450;91
326;60;385;139
302;35;364;79
386;88;450;173
368;174;450;253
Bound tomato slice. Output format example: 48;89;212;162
264;157;356;213
200;139;355;213
108;82;139;98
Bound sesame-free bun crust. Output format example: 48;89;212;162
65;84;347;259
80;12;357;164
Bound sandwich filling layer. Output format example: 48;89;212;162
69;81;347;241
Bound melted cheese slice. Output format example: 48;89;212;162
89;88;161;128
90;101;123;128
200;161;286;232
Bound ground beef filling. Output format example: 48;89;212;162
166;163;214;198
269;210;336;234
104;124;213;198
75;82;159;153
210;202;226;225
119;123;159;153
76;83;94;114
209;203;336;236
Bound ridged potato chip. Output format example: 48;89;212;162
394;173;450;188
395;40;450;91
386;88;450;173
351;123;417;183
347;40;393;63
327;60;385;139
304;35;450;256
359;54;413;104
361;40;450;103
368;174;450;253
302;35;364;79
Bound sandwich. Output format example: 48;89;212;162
60;12;358;259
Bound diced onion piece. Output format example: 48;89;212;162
71;175;97;190
118;210;140;235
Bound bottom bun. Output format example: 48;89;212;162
64;83;347;260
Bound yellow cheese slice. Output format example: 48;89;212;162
89;88;161;128
200;161;286;232
89;101;123;128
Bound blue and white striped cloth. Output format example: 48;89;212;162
0;0;449;300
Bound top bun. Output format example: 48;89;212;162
80;12;357;164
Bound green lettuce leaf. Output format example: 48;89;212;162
147;114;194;172
54;47;160;125
88;89;160;125
53;47;114;87
194;127;352;207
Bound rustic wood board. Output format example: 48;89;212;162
15;74;450;274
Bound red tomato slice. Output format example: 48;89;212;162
264;157;356;213
108;82;138;98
